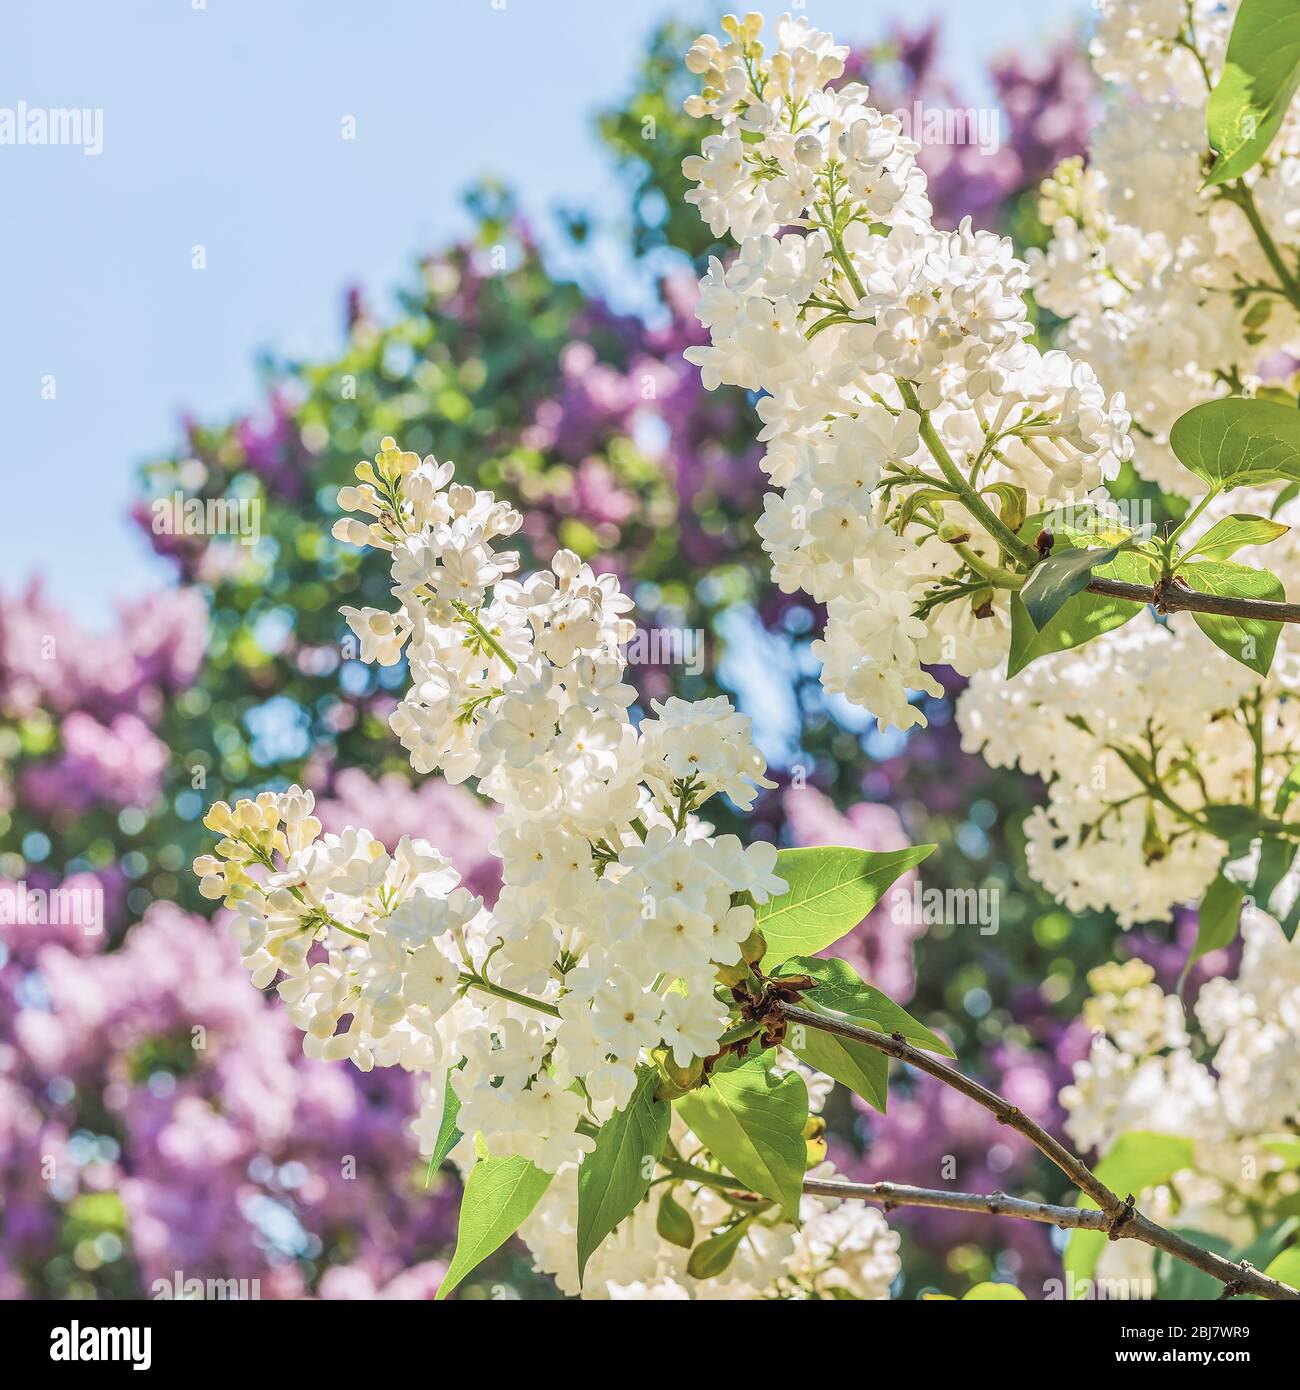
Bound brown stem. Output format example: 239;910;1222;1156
800;1178;1109;1230
775;1002;1300;1301
1086;575;1300;624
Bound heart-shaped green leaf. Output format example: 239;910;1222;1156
756;844;934;967
1170;397;1300;492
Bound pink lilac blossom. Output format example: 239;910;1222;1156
20;712;170;814
1;903;457;1298
0;582;208;720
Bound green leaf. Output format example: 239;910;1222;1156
1188;872;1246;971
1063;1132;1196;1296
1205;0;1300;185
1096;1131;1197;1194
656;1189;695;1249
1262;1134;1300;1169
1006;550;1148;677
983;481;1027;534
1247;836;1296;911
436;1151;553;1300
1170;397;1300;491
1263;1245;1300;1289
1273;480;1300;516
675;1057;809;1223
1186;513;1289;562
576;1065;670;1283
1180;559;1285;675
1281;884;1300;942
1240;1217;1300;1272
424;1068;463;1183
1275;760;1300;815
756;844;934;967
686;1218;751;1278
1019;540;1131;631
774;955;953;1113
962;1282;1027;1300
1200;804;1267;844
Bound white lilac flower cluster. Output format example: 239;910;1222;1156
957;494;1300;927
679;13;1134;731
197;436;783;1160
1030;0;1300;495
194;436;900;1297
955;0;1300;925
1059;930;1300;1287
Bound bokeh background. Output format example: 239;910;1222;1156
1;1;1217;1299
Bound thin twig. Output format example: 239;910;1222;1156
774;1002;1300;1301
800;1179;1109;1229
1086;575;1300;624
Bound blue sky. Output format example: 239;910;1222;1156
1;0;1083;624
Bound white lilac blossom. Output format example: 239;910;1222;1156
956;459;1300;926
198;437;780;1157
1060;930;1300;1289
679;13;1134;731
1031;0;1300;495
949;1;1300;925
194;436;901;1298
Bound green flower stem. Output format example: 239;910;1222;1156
821;223;1035;571
660;1158;753;1194
452;600;518;675
458;973;561;1018
823;197;868;303
896;381;1038;567
1165;483;1220;556
1111;743;1300;843
1223;181;1300;315
950;543;1022;590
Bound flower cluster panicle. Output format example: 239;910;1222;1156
957;487;1300;924
186;436;917;1298
1030;0;1300;495
678;13;1134;730
1059;922;1300;1290
951;1;1300;924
